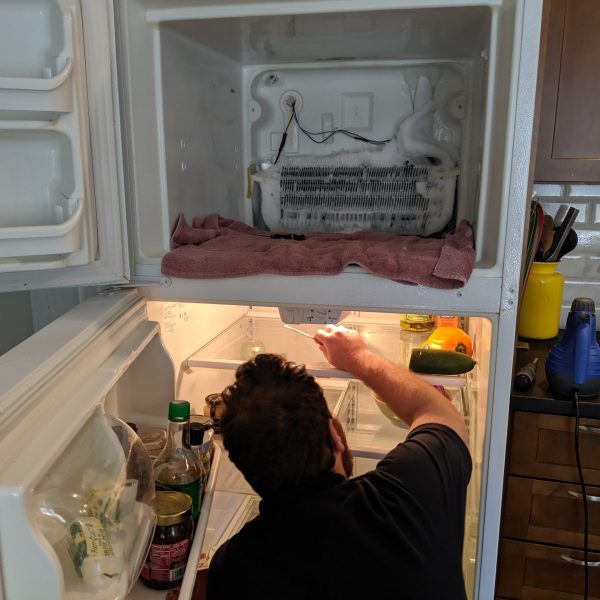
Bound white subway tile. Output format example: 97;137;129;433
583;255;600;282
575;229;599;249
537;201;566;220
533;183;564;198
557;254;586;277
568;184;600;198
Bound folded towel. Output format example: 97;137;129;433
161;214;475;289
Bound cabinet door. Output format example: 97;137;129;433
503;476;600;550
497;539;600;599
508;412;600;486
535;0;600;182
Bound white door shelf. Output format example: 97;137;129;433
0;0;77;118
0;127;84;262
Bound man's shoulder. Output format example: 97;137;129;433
372;423;472;489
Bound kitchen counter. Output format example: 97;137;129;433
512;334;600;418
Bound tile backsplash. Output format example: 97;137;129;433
533;183;600;326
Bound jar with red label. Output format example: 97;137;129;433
140;491;194;589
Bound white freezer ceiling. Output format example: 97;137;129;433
160;6;491;64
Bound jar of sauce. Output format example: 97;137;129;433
140;491;194;589
203;393;225;432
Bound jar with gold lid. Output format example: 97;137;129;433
400;314;435;332
140;491;194;590
203;393;225;432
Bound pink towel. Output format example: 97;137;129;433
161;214;475;289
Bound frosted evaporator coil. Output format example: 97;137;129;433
253;77;459;237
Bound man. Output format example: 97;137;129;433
208;325;471;600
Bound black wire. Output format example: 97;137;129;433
273;103;392;164
573;390;589;600
273;109;295;165
291;106;391;146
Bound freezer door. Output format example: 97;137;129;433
0;0;129;292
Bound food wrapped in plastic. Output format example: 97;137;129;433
32;410;156;599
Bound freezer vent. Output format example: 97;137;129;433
278;164;434;233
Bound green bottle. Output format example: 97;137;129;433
153;401;202;520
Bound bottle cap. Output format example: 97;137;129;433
168;400;190;422
571;297;595;313
153;491;192;526
189;417;213;444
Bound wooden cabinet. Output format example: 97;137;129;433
535;0;600;182
497;411;600;599
509;412;600;485
498;540;600;600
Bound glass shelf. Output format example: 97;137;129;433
333;381;410;459
185;315;467;389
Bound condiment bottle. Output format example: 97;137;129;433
400;314;435;331
153;401;202;521
188;416;214;487
203;393;225;432
435;315;460;328
140;491;194;590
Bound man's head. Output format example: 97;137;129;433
220;353;352;498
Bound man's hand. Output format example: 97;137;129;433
314;324;468;444
313;325;370;375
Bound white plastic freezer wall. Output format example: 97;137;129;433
115;0;521;275
0;0;95;273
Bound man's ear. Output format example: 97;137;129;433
328;418;345;453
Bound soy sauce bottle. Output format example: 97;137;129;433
153;401;202;521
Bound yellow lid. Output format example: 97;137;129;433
154;491;192;526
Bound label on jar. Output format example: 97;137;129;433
67;517;114;576
141;538;190;582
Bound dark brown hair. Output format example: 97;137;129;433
220;353;336;498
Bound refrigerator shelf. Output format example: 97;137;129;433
186;355;466;389
184;314;467;389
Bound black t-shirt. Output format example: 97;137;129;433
208;424;472;600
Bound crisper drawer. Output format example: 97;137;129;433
497;539;600;599
503;476;600;550
508;412;600;485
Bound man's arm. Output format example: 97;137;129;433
314;325;468;445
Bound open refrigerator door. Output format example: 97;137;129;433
0;291;175;600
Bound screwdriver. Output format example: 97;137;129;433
513;357;538;391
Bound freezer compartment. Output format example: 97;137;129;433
116;0;518;272
0;0;76;118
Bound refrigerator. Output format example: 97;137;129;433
0;0;543;598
